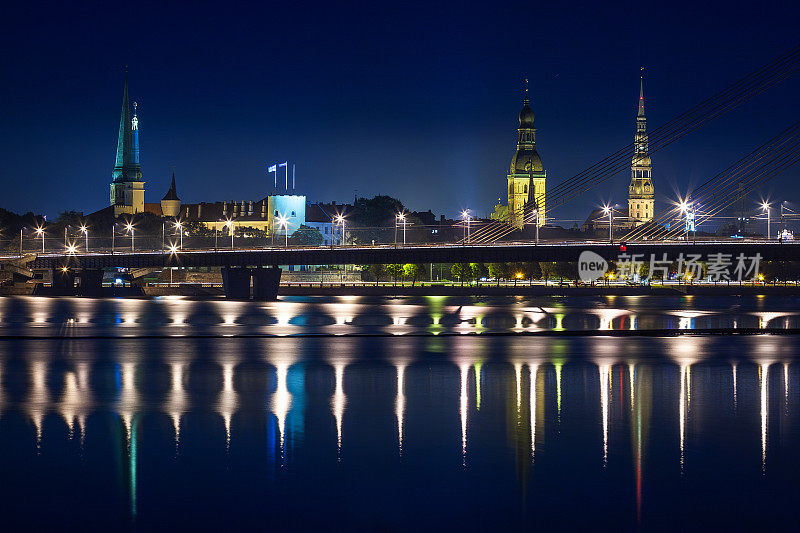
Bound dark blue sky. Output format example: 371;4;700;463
2;0;799;222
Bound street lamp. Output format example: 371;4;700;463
460;209;471;243
80;225;88;251
226;219;234;249
335;215;346;246
679;201;695;243
67;243;77;255
602;205;613;243
276;213;289;247
126;222;135;251
396;213;406;245
174;220;183;250
35;226;45;252
762;202;771;240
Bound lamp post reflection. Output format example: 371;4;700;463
217;362;238;452
272;358;294;466
529;363;539;463
760;362;770;474
28;360;48;452
599;363;610;467
167;363;187;454
332;360;348;461
459;362;470;466
396;362;407;457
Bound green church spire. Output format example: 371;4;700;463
112;69;140;183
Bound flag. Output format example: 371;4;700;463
278;162;288;167
268;164;277;173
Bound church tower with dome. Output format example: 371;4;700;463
507;80;546;228
628;73;654;226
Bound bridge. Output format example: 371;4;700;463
3;239;799;299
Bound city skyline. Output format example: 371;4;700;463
2;2;799;222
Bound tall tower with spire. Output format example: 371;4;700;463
507;79;546;228
110;72;145;216
628;72;654;226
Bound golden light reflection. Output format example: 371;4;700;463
28;360;48;451
784;362;789;411
529;363;538;463
732;362;738;411
474;362;483;411
756;312;784;329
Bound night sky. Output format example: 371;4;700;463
2;1;799;223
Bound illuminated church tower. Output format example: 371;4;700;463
110;73;145;216
628;73;654;226
507;80;546;228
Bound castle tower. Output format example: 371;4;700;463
507;80;546;228
161;171;181;217
110;72;145;216
628;73;654;226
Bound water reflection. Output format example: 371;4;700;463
4;295;800;337
0;335;798;529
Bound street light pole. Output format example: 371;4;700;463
81;226;88;252
535;209;539;244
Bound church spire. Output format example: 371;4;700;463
112;71;133;182
112;69;141;183
523;77;530;106
638;68;646;118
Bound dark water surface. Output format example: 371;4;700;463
1;296;799;531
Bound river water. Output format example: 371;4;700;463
0;295;799;530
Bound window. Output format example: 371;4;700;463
524;184;528;194
274;210;278;216
291;211;296;216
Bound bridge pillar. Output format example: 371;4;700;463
51;268;76;295
252;267;281;301
222;267;252;300
78;269;104;297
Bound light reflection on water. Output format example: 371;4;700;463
0;333;797;529
1;295;800;337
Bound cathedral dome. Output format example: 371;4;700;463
510;148;543;174
519;101;535;128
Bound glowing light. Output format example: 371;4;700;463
35;227;43;236
529;363;538;462
272;360;292;465
169;245;178;254
599;364;610;467
167;363;187;453
125;223;133;232
459;362;469;466
760;362;769;473
332;361;347;461
679;363;690;473
66;244;77;254
217;362;237;450
732;362;738;410
396;362;406;456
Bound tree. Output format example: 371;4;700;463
288;225;323;246
488;263;507;280
386;264;404;284
403;263;426;286
367;264;385;283
450;263;472;285
471;263;489;285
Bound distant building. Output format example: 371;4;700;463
109;74;145;216
160;171;181;217
305;202;352;245
168;191;306;237
628;74;655;226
